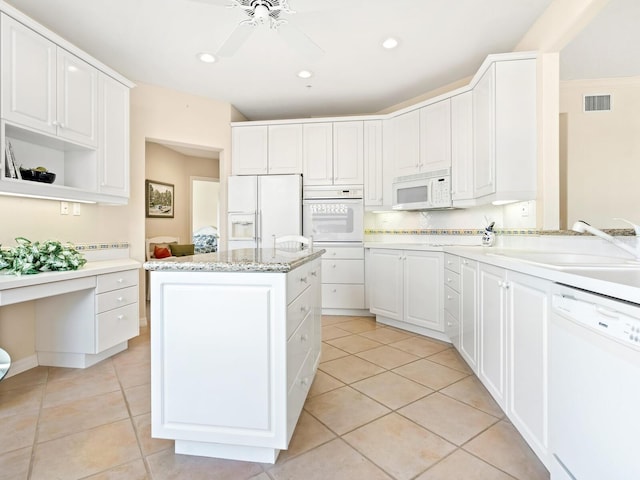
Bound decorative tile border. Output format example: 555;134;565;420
365;228;636;236
364;228;540;236
74;241;130;251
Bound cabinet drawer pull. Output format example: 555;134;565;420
310;270;318;277
300;276;308;283
332;264;337;268
117;315;124;320
117;278;124;284
117;296;124;302
300;333;308;342
447;295;452;300
300;305;309;314
447;277;452;283
300;377;310;387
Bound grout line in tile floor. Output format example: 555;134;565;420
0;315;549;480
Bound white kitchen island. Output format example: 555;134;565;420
144;247;323;463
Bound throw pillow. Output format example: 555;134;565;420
153;245;172;259
169;243;195;257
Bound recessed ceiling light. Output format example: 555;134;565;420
297;70;313;79
382;37;399;49
197;52;217;63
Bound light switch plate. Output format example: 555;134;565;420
72;203;81;216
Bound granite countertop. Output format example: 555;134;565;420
143;248;325;273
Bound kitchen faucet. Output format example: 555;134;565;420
571;220;640;259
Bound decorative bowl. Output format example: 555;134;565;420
19;168;56;184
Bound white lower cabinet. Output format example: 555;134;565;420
474;262;550;466
459;257;478;372
478;263;508;408
505;270;550;465
368;248;444;336
34;267;140;368
321;245;365;311
150;259;321;463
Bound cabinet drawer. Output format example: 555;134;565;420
287;262;312;303
444;270;460;292
287;283;314;339
445;310;460;349
96;269;138;293
444;254;460;274
322;246;364;260
322;284;365;309
322;259;364;284
96;302;139;352
444;285;460;319
286;346;315;442
287;313;313;391
96;285;138;314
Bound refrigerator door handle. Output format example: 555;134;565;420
256;211;261;243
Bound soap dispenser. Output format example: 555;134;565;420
482;221;496;247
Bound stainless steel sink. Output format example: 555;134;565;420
485;251;640;269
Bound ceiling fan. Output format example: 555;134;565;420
197;0;324;60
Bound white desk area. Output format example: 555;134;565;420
0;258;141;369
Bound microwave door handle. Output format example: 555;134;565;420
427;180;434;207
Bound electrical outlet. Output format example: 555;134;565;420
520;202;530;217
60;201;69;215
72;203;81;216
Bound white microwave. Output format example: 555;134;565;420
392;169;453;210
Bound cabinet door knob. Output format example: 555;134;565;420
117;315;124;320
117;278;124;283
300;333;308;342
300;276;308;283
300;377;310;387
332;264;337;268
117;296;124;302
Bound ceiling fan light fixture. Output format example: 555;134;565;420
197;52;217;63
382;37;399;49
297;70;313;79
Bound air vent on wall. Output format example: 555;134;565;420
584;94;612;112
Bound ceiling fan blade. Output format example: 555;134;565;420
216;23;255;57
277;22;324;61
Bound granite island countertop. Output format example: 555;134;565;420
143;248;325;273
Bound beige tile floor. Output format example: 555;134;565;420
0;315;549;480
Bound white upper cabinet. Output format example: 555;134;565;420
98;74;129;197
392;109;420;177
232;124;303;175
56;48;98;147
302;121;363;186
363;120;383;207
268;124;303;174
232;126;268;175
0;8;132;204
419;99;451;172
1;14;97;147
333;121;363;185
302;122;333;185
451;91;474;204
472;58;537;204
1;14;56;135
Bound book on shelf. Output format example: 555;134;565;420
4;140;19;179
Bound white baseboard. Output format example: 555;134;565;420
5;354;38;378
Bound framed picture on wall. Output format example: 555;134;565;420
146;180;174;218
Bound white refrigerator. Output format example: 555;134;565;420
227;174;302;250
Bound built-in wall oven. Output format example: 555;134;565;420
302;185;363;243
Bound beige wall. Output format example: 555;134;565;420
145;142;219;243
560;77;640;228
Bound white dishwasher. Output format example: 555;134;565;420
550;284;640;480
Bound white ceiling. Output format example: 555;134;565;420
4;0;556;121
560;0;640;80
4;0;634;122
